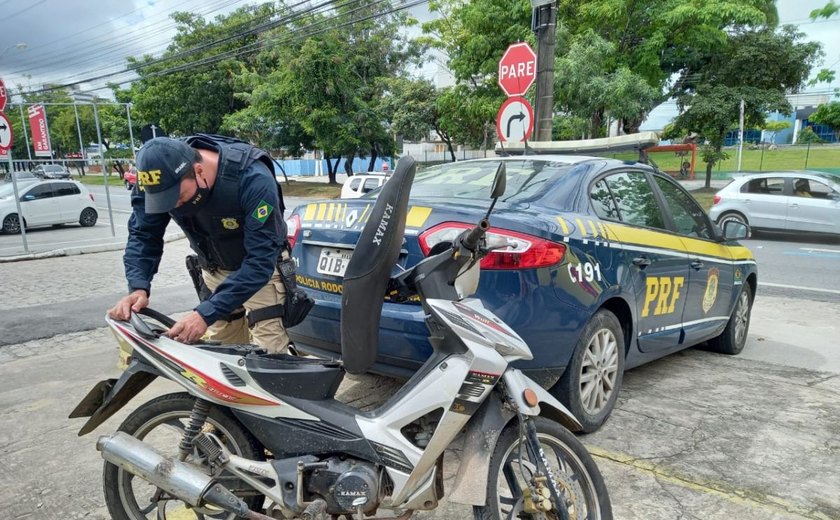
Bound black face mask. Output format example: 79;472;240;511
172;178;210;218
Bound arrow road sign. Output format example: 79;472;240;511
0;111;13;153
496;96;534;143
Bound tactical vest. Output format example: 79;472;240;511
172;134;284;271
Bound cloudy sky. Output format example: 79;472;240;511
0;0;837;106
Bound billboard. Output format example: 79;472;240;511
28;104;52;157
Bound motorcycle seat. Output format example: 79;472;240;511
245;352;344;400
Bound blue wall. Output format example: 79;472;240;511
273;157;394;177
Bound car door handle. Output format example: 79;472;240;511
744;199;751;204
690;259;704;270
790;203;799;208
632;255;652;268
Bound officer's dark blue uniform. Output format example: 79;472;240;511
121;135;290;351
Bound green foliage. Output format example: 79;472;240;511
809;68;836;87
669;26;822;186
797;126;824;144
762;120;791;143
809;102;840;141
810;0;839;20
552;115;589;141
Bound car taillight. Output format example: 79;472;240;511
287;214;301;250
418;222;566;270
713;195;721;205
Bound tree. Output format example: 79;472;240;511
797;126;823;144
811;1;839;20
669;26;822;187
809;102;840;142
762;120;791;144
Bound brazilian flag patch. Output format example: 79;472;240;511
252;200;274;223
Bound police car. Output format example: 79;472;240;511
285;146;757;432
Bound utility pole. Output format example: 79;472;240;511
532;0;557;142
737;99;745;172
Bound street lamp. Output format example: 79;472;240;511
0;42;27;59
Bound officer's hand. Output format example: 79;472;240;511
108;290;149;321
165;311;209;344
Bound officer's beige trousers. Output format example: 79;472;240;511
201;267;290;354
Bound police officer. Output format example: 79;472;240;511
107;135;291;353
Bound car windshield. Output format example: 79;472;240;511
404;160;574;202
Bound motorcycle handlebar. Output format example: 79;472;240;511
461;219;490;251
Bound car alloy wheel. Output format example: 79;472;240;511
579;328;620;416
3;214;21;234
734;289;750;347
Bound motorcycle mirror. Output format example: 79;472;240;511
490;162;507;199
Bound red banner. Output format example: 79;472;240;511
28;104;52;158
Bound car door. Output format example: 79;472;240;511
786;177;840;234
653;175;734;345
740;176;789;230
597;170;690;353
53;182;83;222
20;183;60;226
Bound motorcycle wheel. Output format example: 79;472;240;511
474;417;612;520
102;392;265;520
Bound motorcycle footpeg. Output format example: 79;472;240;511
194;432;229;466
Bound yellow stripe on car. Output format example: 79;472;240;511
303;204;316;222
316;203;327;221
556;217;570;235
406;206;433;228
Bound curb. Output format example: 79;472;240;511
0;232;186;263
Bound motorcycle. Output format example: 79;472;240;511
71;156;612;520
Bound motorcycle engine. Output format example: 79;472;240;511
306;458;381;514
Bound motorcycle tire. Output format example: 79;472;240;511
102;392;265;520
474;417;612;520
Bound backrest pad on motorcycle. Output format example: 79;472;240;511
341;156;416;374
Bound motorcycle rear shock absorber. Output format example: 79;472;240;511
179;398;211;461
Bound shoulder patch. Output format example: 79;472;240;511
252;200;274;223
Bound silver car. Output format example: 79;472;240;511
33;164;71;179
708;171;840;236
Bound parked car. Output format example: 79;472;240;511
286;156;757;432
340;173;389;199
32;164;71;179
124;167;137;190
709;171;840;237
0;180;98;233
2;170;39;185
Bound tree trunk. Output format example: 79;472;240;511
435;127;457;162
590;109;604;139
344;151;355;177
327;157;341;185
705;157;715;189
367;146;377;173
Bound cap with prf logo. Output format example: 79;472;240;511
135;137;197;214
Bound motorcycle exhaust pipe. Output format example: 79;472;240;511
97;432;272;520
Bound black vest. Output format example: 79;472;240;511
172;134;284;271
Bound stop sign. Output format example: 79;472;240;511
498;43;537;97
0;78;7;112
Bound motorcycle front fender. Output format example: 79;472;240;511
448;370;583;506
69;358;161;436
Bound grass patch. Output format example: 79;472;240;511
279;180;341;198
74;174;125;186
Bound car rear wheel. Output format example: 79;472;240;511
79;207;98;227
552;309;625;433
707;283;752;355
2;213;22;234
717;211;748;228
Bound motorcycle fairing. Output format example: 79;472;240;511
70;357;160;436
341;156;416;374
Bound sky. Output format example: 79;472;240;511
0;0;837;118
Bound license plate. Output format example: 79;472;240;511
317;248;353;277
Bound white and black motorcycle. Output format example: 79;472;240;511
71;156;612;520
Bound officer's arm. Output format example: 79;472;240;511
124;187;171;295
194;163;284;324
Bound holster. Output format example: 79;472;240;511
245;245;314;329
184;255;245;323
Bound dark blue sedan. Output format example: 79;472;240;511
285;156;757;432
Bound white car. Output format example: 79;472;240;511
0;180;98;234
708;171;840;236
340;173;389;199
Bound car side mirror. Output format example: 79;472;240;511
723;220;750;240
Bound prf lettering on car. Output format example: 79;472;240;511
641;276;685;317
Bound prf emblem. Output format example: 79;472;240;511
137;170;161;188
702;268;720;313
642;276;685;318
221;218;239;230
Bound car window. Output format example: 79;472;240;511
24;184;54;200
602;171;665;229
348;178;362;190
362;178;380;193
742;177;785;195
654;176;713;239
409;160;575;202
793;178;833;199
55;183;80;196
590;179;621;220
